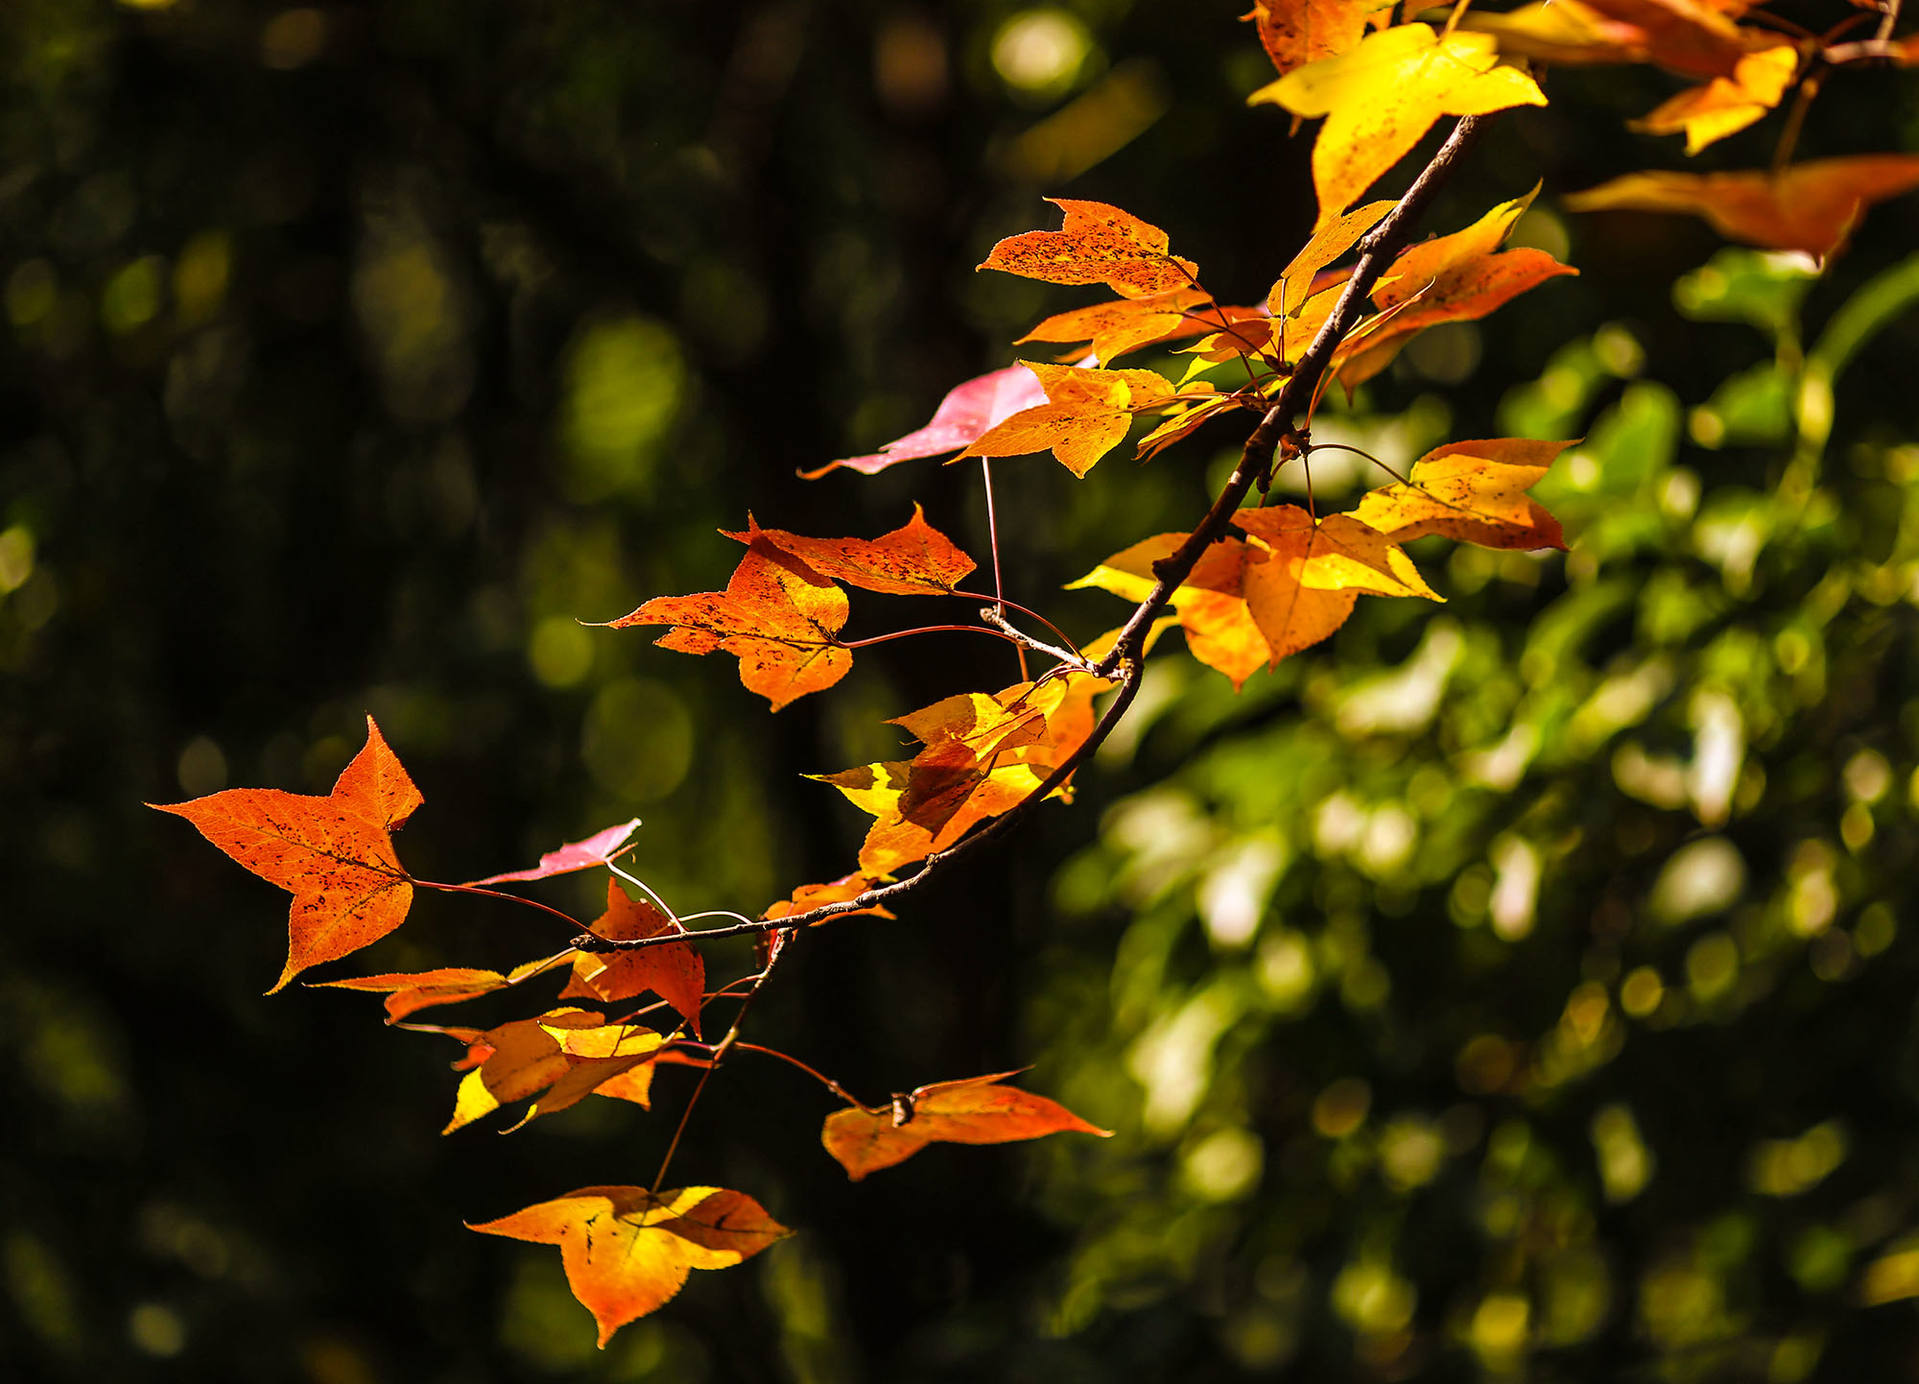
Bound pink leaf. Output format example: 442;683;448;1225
467;819;642;886
801;365;1048;478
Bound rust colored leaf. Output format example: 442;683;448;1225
1134;388;1237;461
443;1008;665;1134
1564;156;1919;262
1334;186;1577;389
761;873;895;924
466;818;641;886
816;673;1111;877
1016;286;1216;364
821;1071;1110;1181
150;716;420;994
977;199;1201;298
723;504;976;596
1350;438;1574;549
561;879;704;1036
310;951;569;1024
469;1186;791;1347
1242;0;1377;78
1249;25;1546;224
609;539;850;711
1631;43;1797;153
1575;0;1758;77
803;365;1049;478
962;362;1176;477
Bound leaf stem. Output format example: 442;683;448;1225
950;590;1084;657
979;457;1028;681
412;880;584;934
840;624;1027;650
606;861;683;926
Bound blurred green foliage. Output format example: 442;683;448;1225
4;1;1918;1381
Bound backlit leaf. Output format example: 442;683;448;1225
1243;0;1378;78
1250;26;1547;224
1016;286;1215;364
821;1071;1110;1181
310;951;570;1024
442;1007;665;1134
150;716;421;994
1631;43;1798;154
469;1186;791;1346
1268;199;1394;319
761;873;895;924
962;362;1176;476
561;879;704;1035
802;365;1048;478
978;199;1201;298
1350;438;1573;549
1564;156;1919;262
723;504;976;596
466;818;641;886
609;539;850;711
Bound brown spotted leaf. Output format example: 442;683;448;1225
822;1071;1110;1181
470;1186;791;1346
608;539;850;711
722;505;976;596
978;199;1201;298
150;716;421;994
1243;0;1379;78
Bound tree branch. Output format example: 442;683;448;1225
574;115;1489;955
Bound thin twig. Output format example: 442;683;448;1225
978;605;1088;670
607;860;683;926
950;589;1084;657
413;880;584;934
577;117;1490;957
651;966;772;1192
839;624;1027;650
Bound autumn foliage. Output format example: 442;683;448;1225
154;0;1919;1345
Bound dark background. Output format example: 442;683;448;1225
7;1;1919;1380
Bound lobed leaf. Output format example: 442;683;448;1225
1350;438;1574;549
821;1071;1110;1181
722;504;976;596
1564;156;1919;263
1249;25;1546;225
962;362;1177;477
469;1186;791;1346
1631;43;1798;154
562;879;704;1036
978;199;1201;298
150;715;420;994
443;1007;666;1134
802;365;1049;478
310;952;569;1024
1016;286;1216;365
1242;0;1379;78
609;539;851;711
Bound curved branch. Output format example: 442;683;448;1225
575;115;1490;956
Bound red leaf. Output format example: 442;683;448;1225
466;818;642;885
561;880;705;1036
801;365;1048;478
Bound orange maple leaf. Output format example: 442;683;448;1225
609;538;850;711
1242;0;1378;78
961;362;1176;477
1249;25;1547;224
821;1071;1110;1181
1350;438;1574;549
978;199;1202;298
1333;186;1577;389
816;673;1110;876
560;879;704;1036
442;1007;665;1133
722;504;976;596
310;951;570;1024
1015;286;1218;365
761;872;894;924
150;715;421;994
1564;155;1919;263
1632;43;1798;153
469;1186;791;1347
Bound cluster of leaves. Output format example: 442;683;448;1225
152;0;1919;1347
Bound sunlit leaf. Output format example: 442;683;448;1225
1249;25;1546;224
466;819;641;886
443;1008;665;1133
469;1186;791;1346
1349;438;1573;549
962;362;1177;476
609;539;850;711
561;879;704;1035
1242;0;1379;78
722;504;976;596
150;716;421;994
822;1071;1110;1180
1017;286;1216;364
310;952;570;1024
1631;44;1798;154
978;198;1202;298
